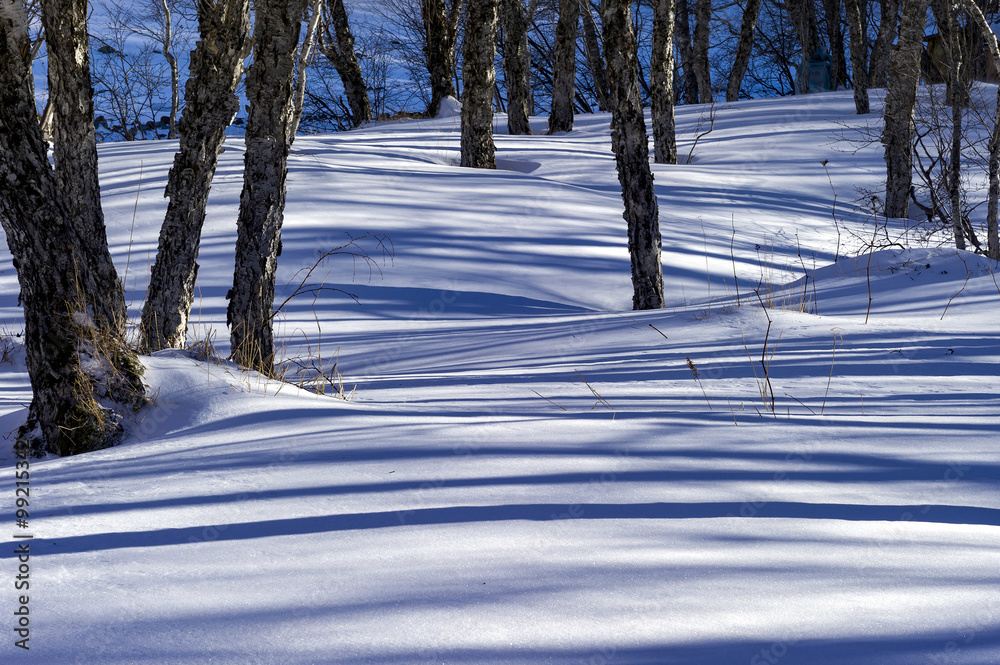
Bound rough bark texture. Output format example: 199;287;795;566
159;0;179;139
692;0;712;102
944;2;965;249
651;0;677;164
674;0;699;103
461;0;500;167
320;0;371;127
422;0;464;117
287;0;323;140
726;0;762;102
502;0;532;133
788;0;820;94
579;0;610;111
228;0;304;373
869;0;900;87
548;0;580;132
139;0;251;352
881;0;928;219
1;0;144;457
844;0;870;113
42;0;126;336
821;0;847;89
602;0;665;310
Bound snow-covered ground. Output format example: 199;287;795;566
2;91;999;664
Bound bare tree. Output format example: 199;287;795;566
692;0;712;102
726;0;762;102
651;0;677;163
228;0;306;373
139;0;251;352
462;0;500;167
548;0;579;132
881;0;928;218
578;0;609;111
1;0;144;457
502;0;534;133
318;0;371;127
421;0;465;116
674;0;699;103
869;0;900;88
844;0;870;113
602;0;664;309
788;0;820;94
288;0;325;140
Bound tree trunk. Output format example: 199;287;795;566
822;0;848;89
159;0;179;139
422;0;465;117
844;0;870;113
319;0;371;127
228;0;305;374
726;0;762;102
287;0;324;141
602;0;665;310
42;0;126;336
502;0;533;133
692;0;712;102
1;0;144;457
651;0;677;163
788;0;820;94
881;0;928;219
869;0;900;88
674;0;699;103
549;0;580;132
462;0;500;167
139;0;251;352
579;0;610;111
940;0;964;249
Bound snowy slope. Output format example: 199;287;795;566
1;91;999;664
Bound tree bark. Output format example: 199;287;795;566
788;0;820;94
944;1;965;249
651;0;677;163
1;0;143;457
502;0;532;133
726;0;762;102
319;0;371;127
579;0;610;111
602;0;664;310
674;0;699;103
287;0;324;140
549;0;580;132
881;0;928;219
139;0;251;352
422;0;465;117
41;0;126;336
692;0;712;102
821;0;848;89
869;0;900;88
844;0;870;113
228;0;305;373
461;0;500;167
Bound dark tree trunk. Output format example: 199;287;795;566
139;0;251;352
422;0;465;117
822;0;848;89
502;0;533;133
549;0;580;132
844;0;870;113
228;0;304;374
674;0;699;103
869;0;900;87
881;0;928;219
602;0;665;310
788;0;820;94
1;0;143;457
462;0;500;167
579;0;610;111
942;1;965;249
692;0;712;102
726;0;762;102
42;0;126;336
320;0;371;127
651;0;677;163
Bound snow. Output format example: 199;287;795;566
1;90;999;664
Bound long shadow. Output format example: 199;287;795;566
14;501;1000;557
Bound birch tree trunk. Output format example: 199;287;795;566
945;2;965;249
422;0;465;117
726;0;762;102
579;0;610;111
869;0;900;88
159;0;179;139
42;0;126;336
675;0;699;103
549;0;580;132
502;0;532;133
881;0;928;219
844;0;870;113
602;0;665;310
228;0;305;373
287;0;324;141
461;0;499;167
139;0;251;352
692;0;712;102
651;0;677;164
319;0;371;127
1;0;144;457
